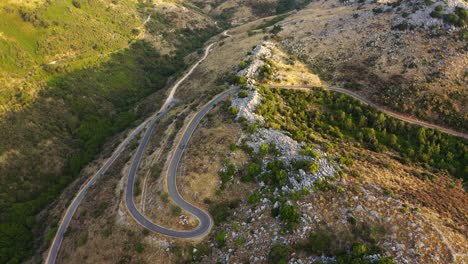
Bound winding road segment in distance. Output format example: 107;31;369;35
270;85;468;140
125;87;240;238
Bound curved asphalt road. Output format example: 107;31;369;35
125;87;240;237
270;85;468;140
45;30;230;264
44;112;163;264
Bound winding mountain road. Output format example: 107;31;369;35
45;30;227;264
270;85;468;140
125;87;239;238
45;25;466;263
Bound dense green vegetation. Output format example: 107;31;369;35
268;243;293;264
0;0;141;111
0;39;184;264
256;86;467;183
276;0;313;14
0;2;219;263
208;200;241;225
302;224;394;263
255;14;288;31
431;5;467;27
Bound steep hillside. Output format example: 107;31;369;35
0;1;218;263
192;0;314;25
1;0;466;263
54;34;468;263
48;15;467;264
0;0;141;112
274;0;468;132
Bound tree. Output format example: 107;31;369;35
276;0;296;14
389;134;399;148
268;243;292;264
417;127;427;145
279;204;300;229
244;162;261;182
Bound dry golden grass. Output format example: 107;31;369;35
176;104;243;208
344;145;468;258
175;19;268;102
267;45;322;87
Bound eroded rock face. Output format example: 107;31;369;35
247;128;305;159
237;41;275;79
231;88;264;124
232;42;337;192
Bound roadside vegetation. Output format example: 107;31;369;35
256;86;467;183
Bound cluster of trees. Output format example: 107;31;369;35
267;225;394;263
303;224;394;263
272;203;301;230
256;86;467;183
431;6;467;27
208;200;241;225
276;0;313;14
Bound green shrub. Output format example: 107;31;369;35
248;123;259;133
229;106;238;115
238;90;249;98
259;143;269;156
238;76;247;85
262;160;288;187
171;206;182;216
372;7;383;14
216;231;227;247
229;143;238;151
309;161;320;174
135;242;145;253
239;61;249;69
393;22;409;31
430;5;443;18
278;204;300;230
270;25;282;34
307;227;335;255
209;200;241;224
300;146;321;158
259;64;274;80
443;8;467;27
268;243;292;264
219;162;236;187
247;192;261;204
236;237;246;245
243;162;261;182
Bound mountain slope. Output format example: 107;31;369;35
0;1;218;263
276;0;467;132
